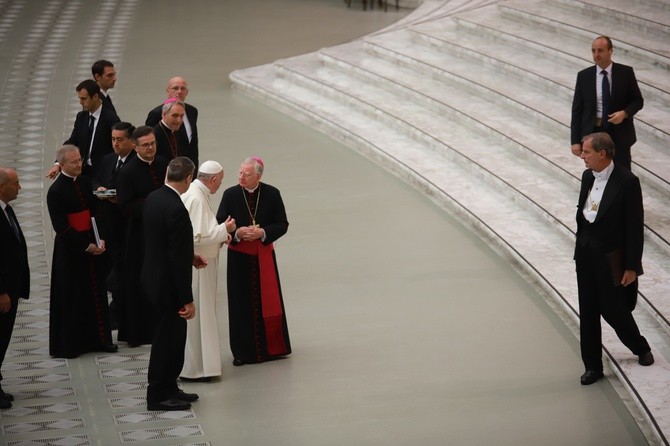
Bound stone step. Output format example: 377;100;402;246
364;28;670;249
506;0;670;61
406;13;670;197
233;56;670;444
449;7;670;130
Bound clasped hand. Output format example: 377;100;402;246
236;225;263;241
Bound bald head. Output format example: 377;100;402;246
166;77;189;101
0;167;21;204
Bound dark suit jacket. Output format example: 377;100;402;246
570;62;643;149
141;186;194;308
64;106;120;178
574;164;644;275
146;103;198;166
0;204;29;380
95;151;136;191
0;204;29;300
101;93;117;116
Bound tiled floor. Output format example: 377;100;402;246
0;0;655;445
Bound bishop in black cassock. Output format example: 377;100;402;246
47;147;114;358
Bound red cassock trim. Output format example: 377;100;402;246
229;239;287;356
67;210;92;232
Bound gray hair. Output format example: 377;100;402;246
167;156;195;182
56;145;80;164
583;132;615;159
242;157;263;175
161;100;185;114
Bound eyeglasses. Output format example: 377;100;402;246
138;141;156;148
238;171;256;177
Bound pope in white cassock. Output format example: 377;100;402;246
180;160;236;381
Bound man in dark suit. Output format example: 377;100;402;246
0;167;30;409
142;156;205;411
571;35;644;170
92;60;118;116
574;132;653;385
47;80;120;179
95;122;137;330
146;77;199;166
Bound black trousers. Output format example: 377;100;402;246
594;124;632;170
575;246;650;372
0;297;19;382
146;304;186;403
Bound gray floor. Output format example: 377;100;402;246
0;0;649;444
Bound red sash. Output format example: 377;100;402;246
67;210;92;232
229;239;287;355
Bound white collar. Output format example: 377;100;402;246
592;161;614;181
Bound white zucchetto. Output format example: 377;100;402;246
199;160;223;174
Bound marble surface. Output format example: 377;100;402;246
230;0;670;444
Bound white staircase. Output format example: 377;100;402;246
230;0;670;443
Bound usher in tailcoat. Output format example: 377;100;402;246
574;164;649;372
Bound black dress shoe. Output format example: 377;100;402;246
0;387;14;402
174;390;199;402
638;351;655;366
97;343;119;353
147;398;191;411
0;397;11;409
180;376;212;383
580;370;604;385
233;358;245;366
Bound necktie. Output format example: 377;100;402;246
113;158;123;175
601;70;611;129
5;204;21;240
87;114;96;158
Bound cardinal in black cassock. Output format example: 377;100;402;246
216;157;291;365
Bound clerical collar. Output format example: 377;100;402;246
244;185;259;193
194;179;211;195
60;171;77;180
592;160;614;181
137;154;154;164
160;120;175;133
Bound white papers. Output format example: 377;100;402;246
91;217;101;248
